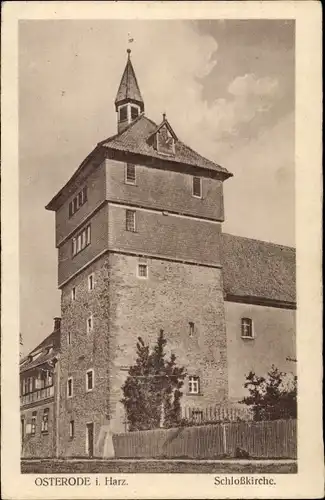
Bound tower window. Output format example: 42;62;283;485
86;369;94;392
131;106;139;120
71;287;76;301
69;420;75;439
192;177;202;198
125;210;136;232
88;273;94;291
241;318;254;339
189;321;195;336
67;331;71;346
119;105;128;122
41;408;49;433
137;263;148;279
72;225;91;257
87;315;93;334
125;163;136;184
67;377;73;398
69;186;88;217
188;376;200;395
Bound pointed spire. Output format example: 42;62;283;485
115;49;144;112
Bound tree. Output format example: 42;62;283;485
121;330;186;431
240;365;297;421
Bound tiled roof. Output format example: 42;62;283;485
101;114;232;177
20;329;60;373
115;52;144;109
221;233;296;304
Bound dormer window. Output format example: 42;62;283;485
119;105;128;122
157;125;175;156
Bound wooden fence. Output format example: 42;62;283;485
112;419;297;459
182;404;253;423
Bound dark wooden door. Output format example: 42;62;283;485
86;423;94;458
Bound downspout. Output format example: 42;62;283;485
54;355;60;458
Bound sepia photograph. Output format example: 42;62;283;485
19;17;297;473
1;2;323;499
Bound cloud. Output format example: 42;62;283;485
228;73;278;97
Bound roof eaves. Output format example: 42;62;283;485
45;145;102;211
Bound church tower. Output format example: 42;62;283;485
115;49;144;132
46;49;232;457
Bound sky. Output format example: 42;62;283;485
19;19;295;354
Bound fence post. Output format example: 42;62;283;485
222;423;227;455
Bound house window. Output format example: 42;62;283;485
88;273;94;291
41;408;49;433
137;263;148;279
67;377;73;398
71;287;76;301
188;376;200;394
87;315;93;334
31;411;37;435
189;321;195;336
72;225;91;256
125;210;136;232
69;420;75;439
119;105;128;122
125;163;136;184
69;186;88;217
86;369;94;392
131;106;139;120
192;177;202;198
241;318;254;338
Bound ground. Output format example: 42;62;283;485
21;459;297;474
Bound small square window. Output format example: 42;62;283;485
88;274;94;291
86;370;94;392
126;210;136;232
125;163;136;184
192;177;202;198
241;318;254;338
87;315;93;334
137;264;148;279
67;378;73;398
69;420;75;439
188;376;200;394
71;287;76;301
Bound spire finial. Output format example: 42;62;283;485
127;48;131;58
163;112;166;121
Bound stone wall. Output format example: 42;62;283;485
58;254;111;457
108;253;228;433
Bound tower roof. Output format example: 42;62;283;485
115;49;144;111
